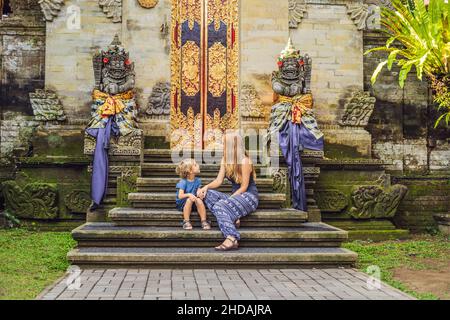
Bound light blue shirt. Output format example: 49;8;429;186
176;177;202;210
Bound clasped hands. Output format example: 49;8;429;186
196;186;208;200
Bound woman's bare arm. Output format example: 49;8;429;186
205;159;226;189
197;159;225;198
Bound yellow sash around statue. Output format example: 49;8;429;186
277;93;313;124
92;89;134;118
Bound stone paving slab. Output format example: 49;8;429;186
38;267;414;300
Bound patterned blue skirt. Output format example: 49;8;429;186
204;189;259;240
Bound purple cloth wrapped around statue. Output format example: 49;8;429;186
279;121;323;211
86;117;120;206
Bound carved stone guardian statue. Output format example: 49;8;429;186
267;39;324;211
85;34;139;209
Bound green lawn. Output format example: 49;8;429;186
344;234;450;300
0;229;75;300
0;229;448;300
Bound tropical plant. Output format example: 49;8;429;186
366;0;450;127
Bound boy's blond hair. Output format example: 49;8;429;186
176;159;197;179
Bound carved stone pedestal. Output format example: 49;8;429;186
302;150;324;222
315;159;410;241
84;130;143;222
274;149;324;222
1;121;93;230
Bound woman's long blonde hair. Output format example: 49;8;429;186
223;132;256;184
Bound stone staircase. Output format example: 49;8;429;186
68;149;357;268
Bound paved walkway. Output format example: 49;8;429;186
38;268;414;300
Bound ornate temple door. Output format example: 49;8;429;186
170;0;239;150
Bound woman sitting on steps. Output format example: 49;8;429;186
197;132;259;251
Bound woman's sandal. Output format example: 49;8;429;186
215;236;239;251
201;220;211;230
183;220;193;230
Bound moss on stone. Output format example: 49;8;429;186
16;166;90;184
144;136;170;149
324;143;367;159
18;156;90;166
346;229;410;242
31;134;85;157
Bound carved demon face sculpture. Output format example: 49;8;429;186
279;57;304;81
102;46;133;81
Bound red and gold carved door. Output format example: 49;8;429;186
170;0;239;150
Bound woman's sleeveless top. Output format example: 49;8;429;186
226;174;258;196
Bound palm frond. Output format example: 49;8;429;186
370;0;450;126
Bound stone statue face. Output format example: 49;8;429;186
280;57;302;80
103;46;132;81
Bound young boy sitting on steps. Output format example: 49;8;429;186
175;159;211;230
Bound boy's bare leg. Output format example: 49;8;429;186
183;199;194;222
195;198;207;222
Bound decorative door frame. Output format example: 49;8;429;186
170;0;240;150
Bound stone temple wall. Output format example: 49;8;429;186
289;0;364;125
1;0;449;167
42;1;366;129
364;31;450;172
0;0;45;117
0;0;45;158
1;0;448;170
0;0;448;233
44;0;171;121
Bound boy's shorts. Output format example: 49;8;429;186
176;200;198;212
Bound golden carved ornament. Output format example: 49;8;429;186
204;108;239;149
181;41;201;97
170;107;203;150
181;0;202;30
138;0;159;8
170;0;240;150
208;0;227;31
208;42;227;97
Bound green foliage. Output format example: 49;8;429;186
431;74;450;126
344;233;450;300
0;229;75;300
366;0;450;126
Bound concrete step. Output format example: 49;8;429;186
109;208;308;227
71;222;348;248
136;177;275;193
67;247;357;268
128;192;287;209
